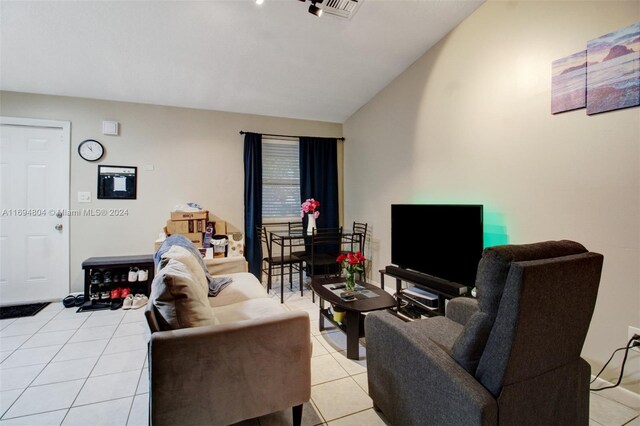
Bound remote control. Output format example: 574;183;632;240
331;284;346;290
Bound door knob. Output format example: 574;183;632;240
55;224;63;231
56;211;63;218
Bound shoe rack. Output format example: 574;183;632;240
80;255;155;312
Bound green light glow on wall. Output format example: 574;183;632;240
407;196;509;248
483;210;509;248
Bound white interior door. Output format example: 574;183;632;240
0;117;70;306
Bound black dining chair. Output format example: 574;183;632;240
352;222;368;252
288;221;307;258
299;227;343;302
351;221;368;278
258;226;304;303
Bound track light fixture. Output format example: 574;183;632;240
299;0;324;17
309;2;322;17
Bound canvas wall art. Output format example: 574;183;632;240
551;50;587;114
586;22;640;115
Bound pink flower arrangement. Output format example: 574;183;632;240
301;198;320;219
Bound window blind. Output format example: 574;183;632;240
262;140;300;218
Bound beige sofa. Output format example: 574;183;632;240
145;246;312;426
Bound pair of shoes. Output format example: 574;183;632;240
110;287;131;310
64;294;85;308
127;268;149;282
125;294;148;310
103;271;113;284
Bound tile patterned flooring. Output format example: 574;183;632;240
0;281;639;425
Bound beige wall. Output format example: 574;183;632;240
344;1;640;392
0;91;342;293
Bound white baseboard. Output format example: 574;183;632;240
590;376;640;410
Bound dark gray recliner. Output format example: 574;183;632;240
365;240;603;425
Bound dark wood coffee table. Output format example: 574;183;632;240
310;276;397;360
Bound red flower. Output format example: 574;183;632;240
337;251;366;271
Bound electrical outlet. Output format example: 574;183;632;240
628;326;640;353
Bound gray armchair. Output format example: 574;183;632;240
365;240;603;425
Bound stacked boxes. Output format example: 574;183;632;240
155;210;228;251
165;210;210;248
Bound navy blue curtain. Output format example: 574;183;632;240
299;137;339;230
243;133;262;278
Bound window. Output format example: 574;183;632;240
262;138;300;219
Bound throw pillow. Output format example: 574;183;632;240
160;245;209;297
151;258;217;329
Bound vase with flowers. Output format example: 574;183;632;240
336;251;366;293
300;198;320;234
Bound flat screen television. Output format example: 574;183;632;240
391;204;483;287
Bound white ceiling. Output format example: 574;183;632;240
0;0;483;123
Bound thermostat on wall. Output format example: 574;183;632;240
102;120;119;136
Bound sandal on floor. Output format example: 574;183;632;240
63;294;76;308
74;294;85;307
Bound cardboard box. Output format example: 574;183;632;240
167;219;207;234
170;210;209;221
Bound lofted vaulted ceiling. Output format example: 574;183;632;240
0;0;484;123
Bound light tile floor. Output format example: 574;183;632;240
0;280;639;425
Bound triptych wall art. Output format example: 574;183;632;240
552;22;639;115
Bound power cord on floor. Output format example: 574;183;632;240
590;335;640;391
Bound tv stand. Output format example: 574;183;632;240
380;265;469;319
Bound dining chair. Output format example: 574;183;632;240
299;227;343;302
352;221;368;253
288;221;304;233
352;221;368;278
288;221;307;258
258;226;304;303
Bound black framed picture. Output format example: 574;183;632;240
97;165;137;200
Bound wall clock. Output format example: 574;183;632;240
78;139;104;162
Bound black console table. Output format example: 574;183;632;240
380;266;469;319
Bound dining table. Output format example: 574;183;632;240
267;227;362;303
